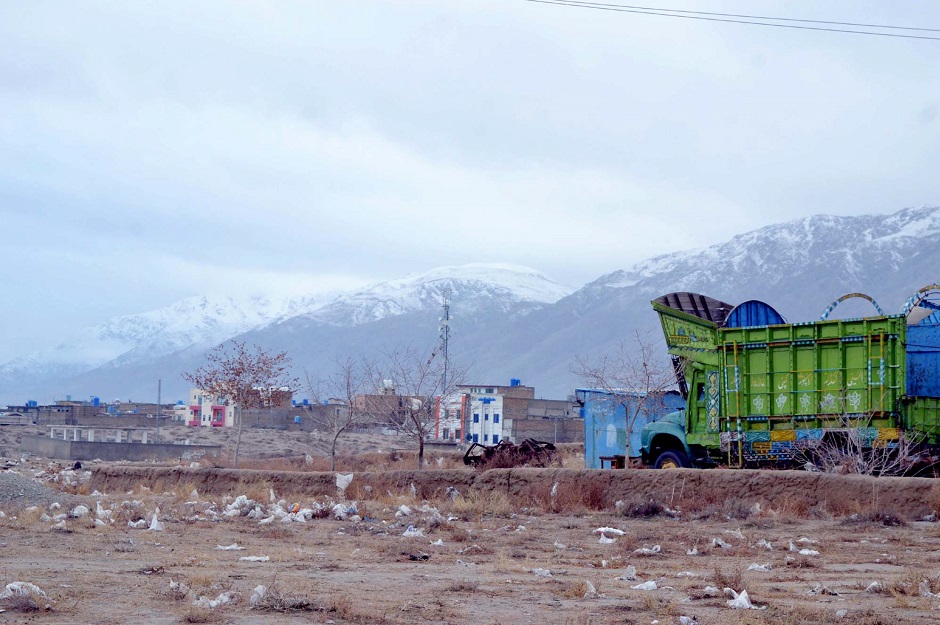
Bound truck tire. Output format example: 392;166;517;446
654;449;690;469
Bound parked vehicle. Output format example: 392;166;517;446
640;287;940;470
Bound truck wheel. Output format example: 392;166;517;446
654;449;690;469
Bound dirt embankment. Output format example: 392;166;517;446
91;466;940;519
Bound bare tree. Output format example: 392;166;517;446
306;356;373;471
572;330;675;464
793;413;925;476
183;341;298;468
373;345;463;470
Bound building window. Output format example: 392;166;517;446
484;414;489;421
472;434;479;443
486;388;494;393
492;435;499;444
494;414;500;423
473;413;479;423
483;434;488;442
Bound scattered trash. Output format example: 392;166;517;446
679;617;699;625
788;540;818;556
550;482;558;499
598;535;617;545
747;564;772;572
193;591;238;608
396;505;413;517
724;588;765;610
430;539;444;546
532;568;553;578
69;505;89;519
593;527;625;536
702;586;720;596
0;582;46;599
686;547;699;556
216;544;245;551
148;509;165;532
631;581;657;591
633;545;662;556
336;473;353;496
754;538;773;550
865;581;884;593
402;525;424;538
128;519;147;529
919;580;940;598
676;571;696;577
582;580;598;598
710;537;732;549
809;582;838;596
446;486;461;500
249;585;267;606
615;565;638;581
836;609;848;618
239;556;270;562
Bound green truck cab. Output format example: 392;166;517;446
640;289;940;469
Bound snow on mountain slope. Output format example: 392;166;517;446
584;206;940;313
0;264;570;392
305;263;572;326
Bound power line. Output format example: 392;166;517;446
522;0;940;41
533;0;940;33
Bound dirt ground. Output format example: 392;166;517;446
2;458;940;625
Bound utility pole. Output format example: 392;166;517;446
156;379;161;444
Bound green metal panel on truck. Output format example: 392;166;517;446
651;293;940;465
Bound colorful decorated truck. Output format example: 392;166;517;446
639;287;940;470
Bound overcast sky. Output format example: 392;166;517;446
2;0;939;361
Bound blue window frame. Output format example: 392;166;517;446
492;435;499;444
473;413;479;423
493;414;500;423
483;434;488;442
484;414;489;421
472;434;479;443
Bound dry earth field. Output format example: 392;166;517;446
3;438;940;624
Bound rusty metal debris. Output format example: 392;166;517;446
462;438;557;469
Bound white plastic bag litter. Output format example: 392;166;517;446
148;509;165;531
0;582;46;599
336;473;353;496
631;581;657;591
615;565;638;581
239;556;270;562
633;545;661;556
249;585;267;606
216;544;245;551
725;588;765;610
747;563;772;572
402;525;424;537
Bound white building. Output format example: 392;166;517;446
187;388;236;428
464;386;505;445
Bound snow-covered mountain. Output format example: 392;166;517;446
0;263;572;402
3;207;939;403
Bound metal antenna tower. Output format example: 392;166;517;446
439;288;451;391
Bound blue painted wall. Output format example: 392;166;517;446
577;389;684;468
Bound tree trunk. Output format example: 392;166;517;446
417;435;424;470
233;404;242;468
331;428;340;472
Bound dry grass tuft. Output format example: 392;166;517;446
250;582;317;612
711;564;745;591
